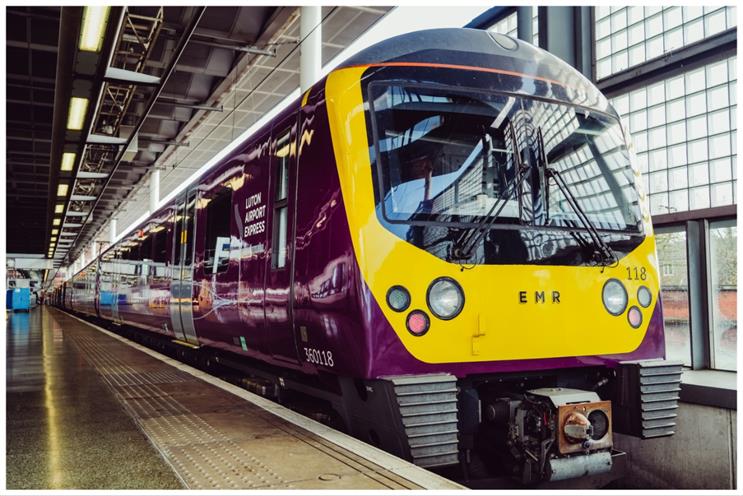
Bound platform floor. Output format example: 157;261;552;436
6;307;462;490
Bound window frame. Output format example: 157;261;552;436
653;205;736;372
707;217;737;371
271;129;292;270
202;185;234;275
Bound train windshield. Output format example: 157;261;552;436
369;83;643;235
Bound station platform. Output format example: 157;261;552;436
6;307;463;490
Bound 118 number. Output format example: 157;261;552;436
626;266;647;280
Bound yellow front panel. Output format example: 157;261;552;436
326;66;659;364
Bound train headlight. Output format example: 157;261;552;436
386;285;411;312
637;286;652;308
602;279;627;316
427;277;464;320
588;409;610;440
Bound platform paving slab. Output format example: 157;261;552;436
6;308;183;489
6;307;463;490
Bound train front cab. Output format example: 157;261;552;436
324;30;683;483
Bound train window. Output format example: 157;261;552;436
275;132;290;201
184;195;196;267
368;83;642;233
132;243;141;261
272;130;291;269
173;208;183;265
203;187;232;274
123;244;139;261
272;207;288;269
152;225;167;264
140;234;153;261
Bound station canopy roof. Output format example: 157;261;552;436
5;6;391;270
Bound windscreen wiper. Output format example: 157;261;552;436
538;128;617;267
451;122;529;260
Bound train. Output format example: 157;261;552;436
51;28;682;485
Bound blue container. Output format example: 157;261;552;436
11;288;31;311
100;291;115;306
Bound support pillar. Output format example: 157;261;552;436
537;7;593;78
149;169;160;214
538;7;575;67
516;7;533;44
300;6;322;92
110;218;117;244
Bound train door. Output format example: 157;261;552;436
169;190;199;345
264;118;300;362
192;166;242;347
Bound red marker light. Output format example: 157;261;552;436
406;310;430;336
628;306;642;328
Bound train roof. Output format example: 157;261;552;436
337;28;611;115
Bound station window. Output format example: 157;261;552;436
272;130;291;269
610;55;737;215
709;219;737;371
595;6;737;80
655;226;692;367
203;187;232;274
487;9;539;46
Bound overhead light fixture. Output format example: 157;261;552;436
53;218;61;226
57;184;69;196
55;204;64;214
79;6;111;52
61;152;76;171
50;236;57;242
51;229;59;235
67;97;89;130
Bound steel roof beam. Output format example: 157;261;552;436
157;26;277;57
6;40;59;53
156;98;224;112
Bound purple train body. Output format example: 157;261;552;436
55;29;681;483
